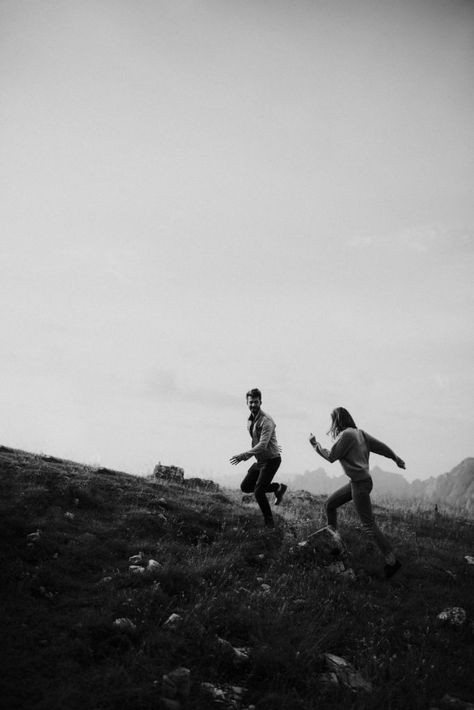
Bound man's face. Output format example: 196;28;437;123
247;396;261;416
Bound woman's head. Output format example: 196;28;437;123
328;407;357;438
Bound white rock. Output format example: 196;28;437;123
129;565;146;574
260;584;271;594
64;511;75;520
27;531;41;542
113;617;137;632
437;607;467;626
129;552;145;564
164;613;183;628
147;559;162;570
464;555;474;565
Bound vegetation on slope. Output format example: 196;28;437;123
1;445;473;710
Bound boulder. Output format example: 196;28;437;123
185;477;220;492
153;464;185;483
437;608;467;627
324;653;372;693
161;667;191;701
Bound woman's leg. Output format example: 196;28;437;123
351;479;393;557
325;482;352;529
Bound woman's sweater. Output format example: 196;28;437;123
315;427;397;482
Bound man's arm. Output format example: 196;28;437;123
364;431;405;469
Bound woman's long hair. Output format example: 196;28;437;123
327;407;357;439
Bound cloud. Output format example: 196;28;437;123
144;369;242;409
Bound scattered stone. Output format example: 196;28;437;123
129;552;145;565
217;638;251;666
129;565;146;575
464;556;474;566
324;653;372;693
201;682;245;709
438;694;474;709
64;511;75;520
113;617;137;632
317;672;340;689
147;559;162;571
27;531;41;543
260;583;271;594
437;607;467;627
327;561;345;574
162;666;191;701
98;576;113;585
298;526;350;569
164;613;183;628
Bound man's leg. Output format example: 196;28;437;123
254;457;281;525
325;482;352;529
351;480;393;556
240;463;261;494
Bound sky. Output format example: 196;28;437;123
1;0;473;483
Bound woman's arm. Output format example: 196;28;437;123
364;431;405;468
308;430;353;463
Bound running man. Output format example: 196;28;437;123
230;388;287;528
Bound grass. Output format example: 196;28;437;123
0;444;473;710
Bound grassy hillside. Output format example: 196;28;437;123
1;445;473;710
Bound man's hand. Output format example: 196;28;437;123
394;456;406;469
230;454;243;465
309;433;318;447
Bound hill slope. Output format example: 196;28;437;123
1;445;473;710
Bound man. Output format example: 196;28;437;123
230;388;287;528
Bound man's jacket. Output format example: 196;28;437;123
245;409;281;462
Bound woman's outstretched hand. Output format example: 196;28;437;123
309;433;318;447
394;455;406;469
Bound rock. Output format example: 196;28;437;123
129;552;145;565
97;576;113;585
27;531;41;543
260;584;271;594
298;526;349;567
437;607;467;627
217;638;251;666
464;555;474;565
64;511;75;520
324;653;372;693
153;464;185;484
184;477;220;492
201;682;245;709
164;613;183;629
113;618;137;632
317;672;340;689
129;565;146;575
162;667;191;701
147;559;162;571
439;694;474;709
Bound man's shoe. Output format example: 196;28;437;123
384;559;402;579
274;483;287;506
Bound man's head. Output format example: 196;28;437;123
246;388;262;416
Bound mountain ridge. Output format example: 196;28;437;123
289;458;474;514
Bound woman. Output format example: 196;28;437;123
309;407;405;579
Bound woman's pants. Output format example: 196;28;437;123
240;457;282;523
325;477;392;555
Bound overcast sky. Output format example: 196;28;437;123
1;0;473;482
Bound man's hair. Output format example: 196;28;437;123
246;388;262;401
328;407;357;438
